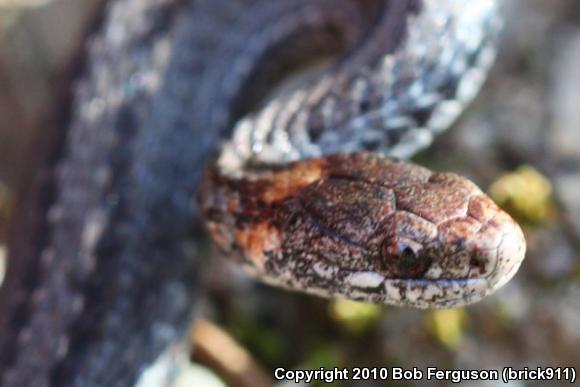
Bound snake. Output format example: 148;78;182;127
0;0;525;386
198;0;525;309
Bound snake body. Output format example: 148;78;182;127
0;0;525;385
199;0;525;308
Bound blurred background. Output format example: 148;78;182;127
1;0;579;386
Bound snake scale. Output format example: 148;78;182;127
0;0;525;386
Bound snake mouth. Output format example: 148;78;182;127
335;275;500;309
281;274;493;309
382;277;491;308
337;224;526;308
331;273;489;308
394;226;525;308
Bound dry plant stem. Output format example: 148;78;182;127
191;320;273;387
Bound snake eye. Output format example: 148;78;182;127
400;246;418;268
380;237;431;278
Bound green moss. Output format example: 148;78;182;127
488;165;555;226
424;308;468;349
328;299;383;335
229;315;286;368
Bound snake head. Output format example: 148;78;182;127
294;155;525;308
364;171;527;308
202;153;526;308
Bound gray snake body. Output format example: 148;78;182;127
0;0;525;386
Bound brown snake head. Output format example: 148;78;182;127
200;152;526;308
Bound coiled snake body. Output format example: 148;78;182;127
199;0;526;308
0;0;526;385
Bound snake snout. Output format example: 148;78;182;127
480;216;527;291
440;204;527;307
389;187;527;307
